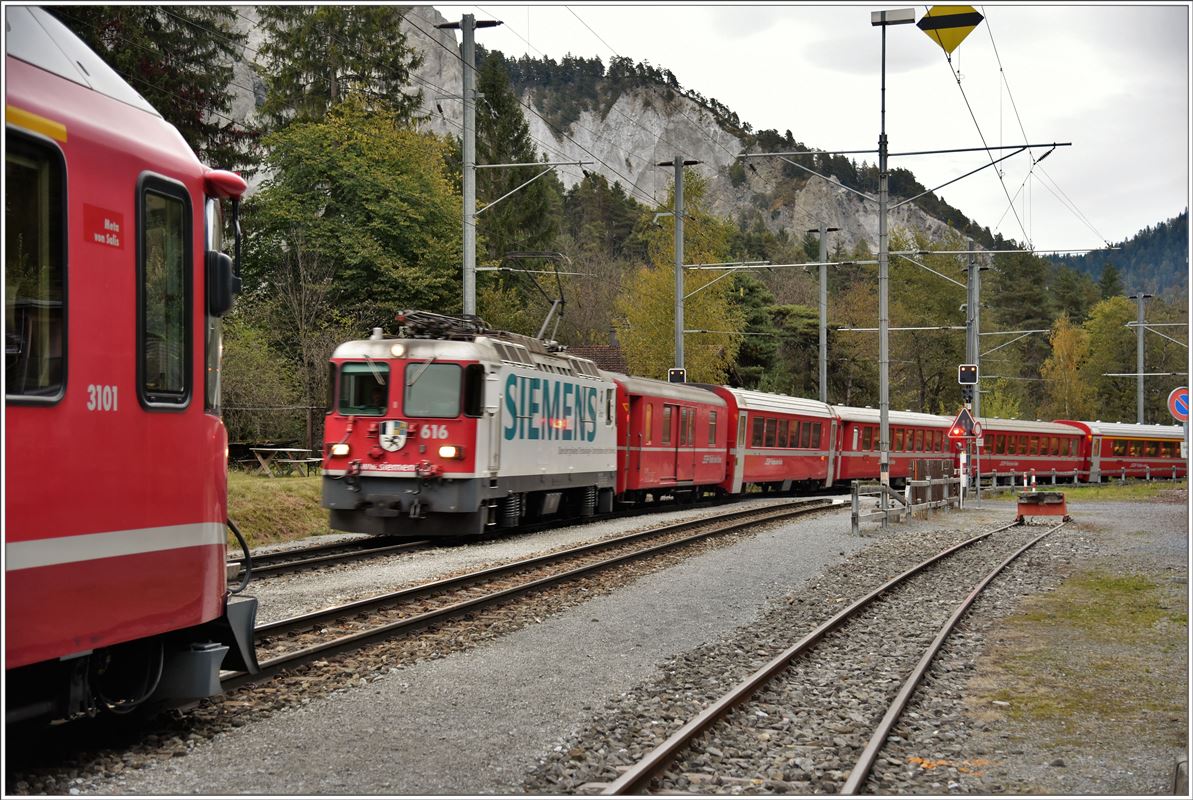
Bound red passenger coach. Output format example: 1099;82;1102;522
610;373;728;502
972;418;1084;483
1054;420;1186;482
702;387;837;493
5;8;256;725
833;406;951;484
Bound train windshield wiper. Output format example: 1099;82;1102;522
408;356;437;388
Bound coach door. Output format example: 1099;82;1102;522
1089;435;1102;482
824;418;839;487
661;403;678;481
732;412;747;493
677;406;696;482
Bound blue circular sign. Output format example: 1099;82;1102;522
1168;387;1189;422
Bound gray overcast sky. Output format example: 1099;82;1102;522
432;2;1190;253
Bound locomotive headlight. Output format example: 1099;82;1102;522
438;445;464;459
390;343;406;357
331;443;351;457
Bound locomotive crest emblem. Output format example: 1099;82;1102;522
380;420;408;452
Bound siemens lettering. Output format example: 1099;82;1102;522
503;373;599;442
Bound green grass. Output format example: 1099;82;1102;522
226;472;333;547
980;567;1188;746
1055;479;1186;502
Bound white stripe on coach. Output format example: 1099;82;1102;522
5;522;226;571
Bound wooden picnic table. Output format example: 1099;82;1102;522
250;447;321;477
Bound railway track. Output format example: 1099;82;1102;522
598;518;1068;795
232;537;432;579
223;497;840;691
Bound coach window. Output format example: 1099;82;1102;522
644;402;653;444
1144;440;1158;457
778;419;789;448
798;421;811;448
861;426;872;450
935;431;944;451
404;362;460;417
6;132;65;401
790;421;801;447
1111;439;1125;456
893;428;903;451
662;405;674;444
811;422;822;447
139;177;191;406
708;410;718;445
752;416;765;447
913;430;923;451
763;418;777;447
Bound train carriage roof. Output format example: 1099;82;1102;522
832;405;951;427
974;418;1084;436
6;7;159;116
605;373;727;407
715;387;834;419
1058;420;1186;439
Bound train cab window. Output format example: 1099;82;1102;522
708;410;718;445
914;430;923;451
763;418;777;447
778;419;789;448
338;362;389;415
6;132;65;400
139;178;192;406
861;426;873;450
404;362;460;417
462;364;485;417
752;416;764;447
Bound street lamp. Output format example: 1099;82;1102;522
871;8;916;498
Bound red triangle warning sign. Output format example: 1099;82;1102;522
948;408;978;439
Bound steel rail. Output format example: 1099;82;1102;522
601;519;1023;795
238;538;433;578
223;499;838;692
840;519;1068;794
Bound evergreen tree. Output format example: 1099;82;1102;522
256;6;423;128
1050;266;1101;324
725;275;779;389
1098;263;1124;298
48;6;256;170
474;53;564;265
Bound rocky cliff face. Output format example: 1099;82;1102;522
233;5;965;253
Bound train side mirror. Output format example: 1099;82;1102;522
206;250;239;317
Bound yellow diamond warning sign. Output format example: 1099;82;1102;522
917;5;984;54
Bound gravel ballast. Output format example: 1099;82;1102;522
12;490;1187;796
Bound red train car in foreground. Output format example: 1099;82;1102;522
5;8;256;725
610;373;728;502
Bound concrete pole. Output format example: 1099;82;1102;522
1132;292;1150;423
966;239;981;502
877;23;891;494
818;225;829;404
674;155;685;374
461;14;477;316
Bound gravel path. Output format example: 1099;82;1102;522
12;489;1186;796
